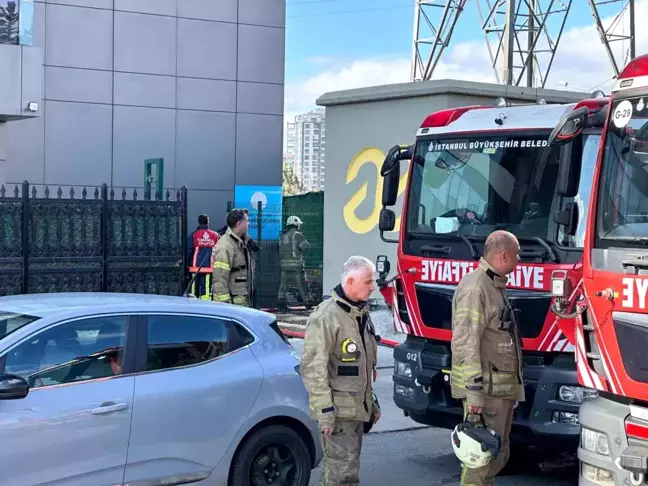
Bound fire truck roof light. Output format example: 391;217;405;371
618;54;648;80
420;105;492;129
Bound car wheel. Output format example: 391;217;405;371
229;424;312;486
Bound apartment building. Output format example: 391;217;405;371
285;107;325;191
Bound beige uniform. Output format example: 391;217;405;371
450;258;524;486
300;287;380;486
211;228;253;307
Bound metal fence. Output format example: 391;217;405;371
0;181;188;297
228;192;324;310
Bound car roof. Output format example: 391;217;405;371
0;292;276;324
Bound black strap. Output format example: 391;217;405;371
500;289;524;382
231;265;247;273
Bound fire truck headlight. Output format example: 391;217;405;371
395;361;412;378
581;428;610;456
395;384;416;399
582;463;614;486
559;385;598;404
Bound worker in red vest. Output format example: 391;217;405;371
187;214;220;299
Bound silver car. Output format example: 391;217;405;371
0;292;322;486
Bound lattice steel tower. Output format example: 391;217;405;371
588;0;636;77
411;0;636;87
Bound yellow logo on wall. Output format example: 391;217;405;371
343;146;409;234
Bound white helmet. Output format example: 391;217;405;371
287;215;302;227
451;417;501;469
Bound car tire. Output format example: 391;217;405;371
229;424;312;486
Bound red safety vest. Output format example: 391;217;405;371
188;229;220;273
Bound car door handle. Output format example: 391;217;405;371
91;402;129;415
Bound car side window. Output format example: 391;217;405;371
2;316;128;389
146;315;238;372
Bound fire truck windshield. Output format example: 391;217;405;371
597;95;648;244
406;134;562;243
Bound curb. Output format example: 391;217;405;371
278;322;400;348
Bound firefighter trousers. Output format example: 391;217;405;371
318;420;363;486
278;269;310;305
460;397;515;486
191;273;212;300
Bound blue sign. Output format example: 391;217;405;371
234;185;283;240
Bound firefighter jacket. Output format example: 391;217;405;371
279;226;310;270
300;285;380;429
211;228;254;305
450;257;525;407
187;225;220;273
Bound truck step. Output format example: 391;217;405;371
586;352;601;360
582;325;595;331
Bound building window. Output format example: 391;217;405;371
0;0;33;46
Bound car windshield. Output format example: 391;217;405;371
0;311;40;341
406;134;561;240
596;95;648;243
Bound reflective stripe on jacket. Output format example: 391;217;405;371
450;257;524;407
211;228;253;304
300;286;380;429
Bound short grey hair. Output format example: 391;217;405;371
341;256;376;283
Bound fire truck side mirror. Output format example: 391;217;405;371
554;202;579;236
382;168;399;207
556;135;583;197
379;208;396;232
548;106;589;146
381;145;403;207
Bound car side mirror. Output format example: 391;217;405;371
548;106;589;146
554;202;579;236
0;373;29;400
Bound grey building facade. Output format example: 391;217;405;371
2;0;286;225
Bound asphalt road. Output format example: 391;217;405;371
289;338;578;486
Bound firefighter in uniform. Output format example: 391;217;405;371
211;208;254;307
301;256;381;486
450;230;524;486
186;214;220;299
277;215;311;310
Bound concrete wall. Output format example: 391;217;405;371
3;0;286;225
316;80;587;298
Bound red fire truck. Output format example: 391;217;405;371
375;96;609;451
550;54;648;485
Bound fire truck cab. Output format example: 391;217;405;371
376;96;609;450
550;54;648;486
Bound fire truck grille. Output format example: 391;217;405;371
612;312;648;384
507;293;552;339
414;283;551;339
415;284;454;331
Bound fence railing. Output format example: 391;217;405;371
0;181;188;297
226;196;324;310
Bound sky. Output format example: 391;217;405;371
283;0;647;126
